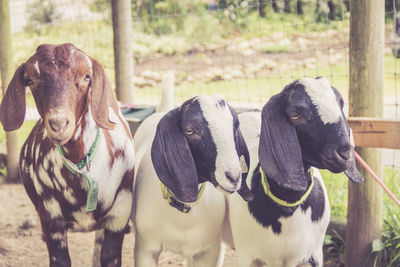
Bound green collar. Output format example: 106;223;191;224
160;182;206;213
259;166;314;207
57;128;102;212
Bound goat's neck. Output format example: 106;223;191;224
255;163;313;204
61;104;100;164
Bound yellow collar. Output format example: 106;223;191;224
259;166;314;207
160;182;206;213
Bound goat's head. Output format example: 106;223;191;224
0;43;118;145
151;95;253;203
259;77;364;192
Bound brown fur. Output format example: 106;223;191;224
0;44;135;267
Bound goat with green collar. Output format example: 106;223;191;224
225;77;364;267
0;44;135;267
131;93;252;267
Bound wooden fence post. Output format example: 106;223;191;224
111;0;135;104
0;0;20;183
346;0;384;266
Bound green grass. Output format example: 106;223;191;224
321;166;400;220
242;12;349;39
262;44;294;54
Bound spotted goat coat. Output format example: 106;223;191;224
0;43;135;267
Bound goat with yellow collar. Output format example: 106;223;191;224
225;77;364;267
131;94;252;267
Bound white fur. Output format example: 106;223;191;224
225;112;330;267
132;95;241;267
51;150;68;189
38;165;54;190
105;189;132;232
198;95;242;193
44;197;62;219
82;53;92;69
29;164;43;195
34;61;40;75
72;209;97;231
63;188;77;205
69;105;135;231
299;77;341;124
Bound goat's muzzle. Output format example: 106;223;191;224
44;109;75;145
321;143;352;173
215;169;242;195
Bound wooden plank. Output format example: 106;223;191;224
348;117;400;149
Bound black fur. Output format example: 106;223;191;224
249;77;364;234
248;163;325;234
151;98;216;203
151;96;252;203
308;255;318;267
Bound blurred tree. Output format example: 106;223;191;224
297;0;304;14
258;0;266;17
26;0;60;31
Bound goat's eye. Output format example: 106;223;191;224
289;113;300;120
184;129;194;135
25;78;33;86
84;74;91;81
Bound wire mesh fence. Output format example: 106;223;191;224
5;0;400;220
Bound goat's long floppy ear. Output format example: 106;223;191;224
90;57;119;130
151;108;199;203
229;106;253;201
235;129;254;201
258;95;308;191
344;129;365;183
0;64;26;131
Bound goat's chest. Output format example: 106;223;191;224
135;179;225;256
20;126;134;231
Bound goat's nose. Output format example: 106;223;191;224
337;144;352;161
225;171;240;184
48;117;69;133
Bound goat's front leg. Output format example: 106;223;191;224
134;232;162;267
41;218;71;267
92;229;104;267
100;227;127;267
192;240;224;267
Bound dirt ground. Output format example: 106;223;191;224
0;183;238;267
0;183;345;267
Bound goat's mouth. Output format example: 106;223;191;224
320;154;350;173
45;127;75;145
216;184;236;194
213;176;241;195
48;134;73;145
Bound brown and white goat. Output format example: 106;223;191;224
0;43;135;267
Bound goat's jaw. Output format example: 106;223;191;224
318;152;351;173
45;129;75;145
214;174;241;195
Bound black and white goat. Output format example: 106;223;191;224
131;94;252;267
226;77;364;266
